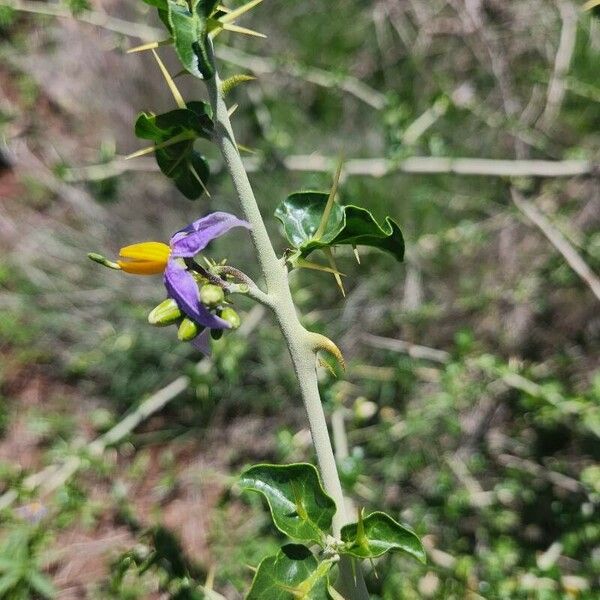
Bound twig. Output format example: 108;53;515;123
8;0;594;183
510;188;600;302
362;333;450;364
63;157;157;182
215;45;386;110
445;454;493;508
64;154;596;183
500;370;600;438
496;454;583;494
449;0;526;157
15;140;107;222
468;0;600;305
0;0;163;40
198;586;228;600
1;0;386;111
0;377;188;510
452;87;551;154
277;154;595;178
401;96;450;146
212;264;272;307
564;76;600;103
539;0;579;129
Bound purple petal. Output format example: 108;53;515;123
164;260;230;329
170;211;251;258
191;329;211;355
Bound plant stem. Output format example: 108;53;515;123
205;42;369;599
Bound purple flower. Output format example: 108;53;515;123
115;211;250;330
169;212;251;258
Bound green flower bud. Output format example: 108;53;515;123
178;318;202;341
87;252;121;270
148;299;182;326
210;328;223;340
200;284;225;307
220;307;241;329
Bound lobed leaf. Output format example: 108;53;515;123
334;205;404;261
156;147;209;199
134;103;212;200
135;103;212;143
167;0;214;80
246;544;330;600
340;511;426;562
239;463;336;544
274;192;404;262
275;192;345;252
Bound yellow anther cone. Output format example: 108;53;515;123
117;241;171;275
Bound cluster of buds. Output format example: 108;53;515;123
89;212;251;354
148;278;241;343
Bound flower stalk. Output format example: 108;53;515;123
205;40;369;599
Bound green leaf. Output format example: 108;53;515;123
140;0;168;9
239;463;336;544
198;0;219;17
247;544;331;600
27;572;56;599
274;192;404;262
275;192;345;252
333;205;404;261
135;103;212;142
167;0;214;80
340;511;426;563
0;573;19;596
156;147;209;199
134;104;212;200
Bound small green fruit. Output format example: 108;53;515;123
200;284;225;307
220;307;241;329
148;298;182;326
178;318;201;341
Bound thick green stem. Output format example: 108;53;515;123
205;43;368;599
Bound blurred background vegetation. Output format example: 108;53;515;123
0;0;599;598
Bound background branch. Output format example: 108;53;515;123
511;188;600;302
539;0;579;129
1;0;163;39
64;154;596;182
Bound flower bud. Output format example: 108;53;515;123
200;284;225;307
178;318;202;341
148;299;182;326
220;307;241;329
87;252;121;270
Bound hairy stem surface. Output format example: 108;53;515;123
205;42;369;598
